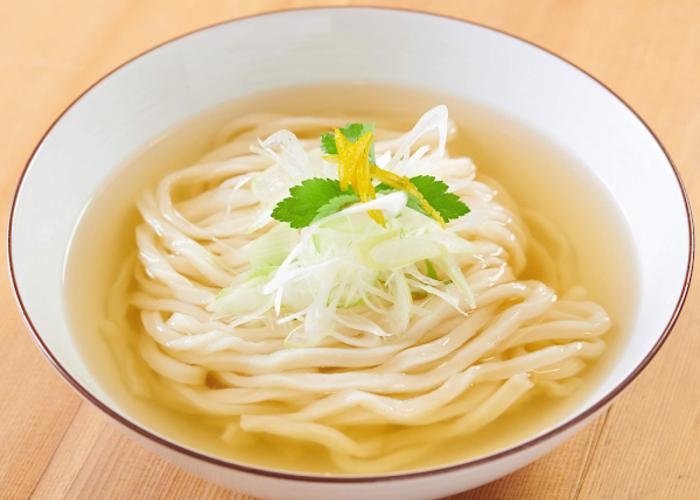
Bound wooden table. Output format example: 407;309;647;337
1;1;698;499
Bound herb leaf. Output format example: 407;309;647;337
377;176;469;222
340;122;375;141
410;175;470;222
271;175;468;229
406;196;426;214
312;193;360;223
320;132;337;155
271;178;345;228
320;122;376;163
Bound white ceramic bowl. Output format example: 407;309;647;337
8;7;693;500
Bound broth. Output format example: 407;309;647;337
64;84;637;474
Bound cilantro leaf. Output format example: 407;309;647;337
340;122;375;141
312;193;360;223
271;178;345;228
320;122;376;163
374;176;469;222
410;175;470;222
406;196;425;214
320;132;337;155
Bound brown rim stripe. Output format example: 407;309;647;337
7;6;695;484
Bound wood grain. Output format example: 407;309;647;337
1;1;698;499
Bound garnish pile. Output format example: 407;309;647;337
209;109;477;345
271;123;469;228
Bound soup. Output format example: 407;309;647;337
65;84;636;474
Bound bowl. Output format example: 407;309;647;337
8;7;693;500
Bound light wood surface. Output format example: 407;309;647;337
1;1;698;499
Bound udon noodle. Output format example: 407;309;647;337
101;106;610;472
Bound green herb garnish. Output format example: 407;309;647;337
271;122;469;229
407;175;470;222
271;178;345;228
321;122;376;163
377;175;470;222
312;193;360;223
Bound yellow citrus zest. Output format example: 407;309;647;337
334;130;384;226
333;129;445;227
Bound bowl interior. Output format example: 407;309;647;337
10;7;691;474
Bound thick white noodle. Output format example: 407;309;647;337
101;111;611;473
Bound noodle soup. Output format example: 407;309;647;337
65;84;636;474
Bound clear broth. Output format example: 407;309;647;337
65;84;637;474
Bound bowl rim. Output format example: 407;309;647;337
7;5;694;484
